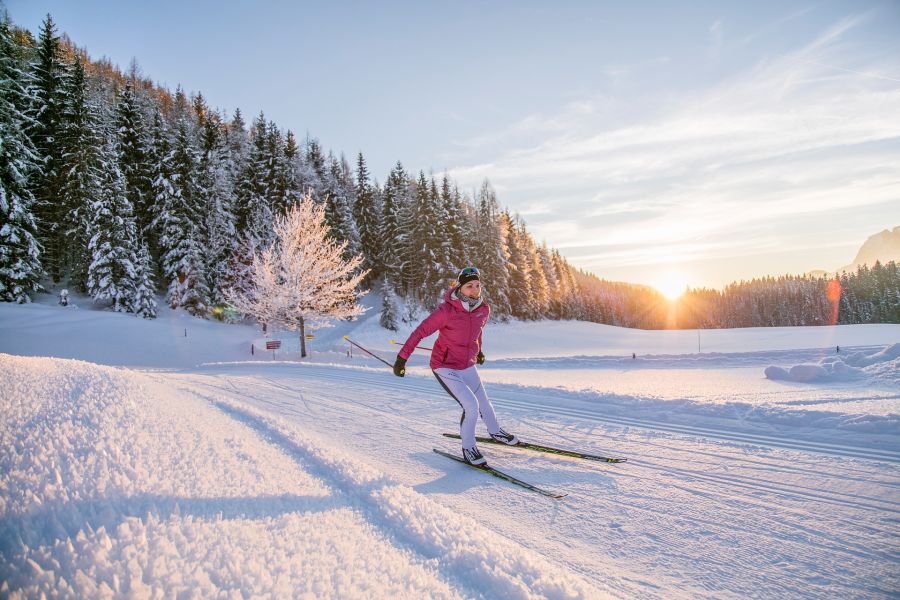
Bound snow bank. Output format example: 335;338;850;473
0;355;454;598
765;343;900;385
0;354;609;599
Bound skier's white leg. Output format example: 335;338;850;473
457;366;501;434
433;368;480;448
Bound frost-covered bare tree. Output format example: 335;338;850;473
227;194;368;356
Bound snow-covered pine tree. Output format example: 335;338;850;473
281;130;304;211
538;242;561;318
191;91;208;130
456;185;479;268
234;113;274;248
226;193;368;357
291;135;320;201
157;118;208;315
552;249;581;319
170;85;192;128
522;221;550;317
29;14;69;283
86;134;139;313
147;107;173;252
0;16;43;302
263;120;288;215
132;242;157;318
59;56;106;290
429;175;454;297
226;108;250;183
407;171;447;307
379;275;400;331
380;161;410;294
305;136;326;185
220;109;251;299
353;152;381;282
115;81;153;247
84;59;143;310
474;180;511;319
198;109;237;312
322;153;360;258
405;172;429;303
504;211;533;319
883;270;900;322
441;174;466;271
232;113;259;237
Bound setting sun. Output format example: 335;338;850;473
653;271;690;301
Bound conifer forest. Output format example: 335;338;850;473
1;15;897;328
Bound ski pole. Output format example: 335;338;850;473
389;339;433;352
343;336;393;369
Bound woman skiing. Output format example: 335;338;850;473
393;267;518;466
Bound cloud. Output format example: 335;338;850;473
737;7;814;47
446;13;900;285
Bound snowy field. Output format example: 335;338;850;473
1;295;899;598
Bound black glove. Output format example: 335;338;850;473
393;356;407;377
476;351;485;365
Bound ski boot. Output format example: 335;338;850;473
489;428;519;446
462;445;487;466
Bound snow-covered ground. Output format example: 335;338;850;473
1;294;898;598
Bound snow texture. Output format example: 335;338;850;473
0;354;606;599
0;295;898;598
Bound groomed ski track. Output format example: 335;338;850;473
150;361;900;600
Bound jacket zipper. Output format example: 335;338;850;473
467;310;474;361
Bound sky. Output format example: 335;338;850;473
6;0;900;291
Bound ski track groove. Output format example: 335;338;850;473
187;371;896;540
300;375;898;541
554;461;894;561
629;468;897;560
191;368;899;515
167;367;899;598
236;365;900;464
621;480;892;565
155;375;493;600
492;396;900;464
584;428;896;490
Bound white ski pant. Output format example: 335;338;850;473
433;366;501;449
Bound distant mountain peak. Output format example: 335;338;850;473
839;226;900;273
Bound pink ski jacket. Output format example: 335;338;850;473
398;287;490;370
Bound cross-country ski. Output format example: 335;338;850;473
442;433;627;463
432;448;567;499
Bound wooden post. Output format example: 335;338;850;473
299;316;307;358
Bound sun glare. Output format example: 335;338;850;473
654;271;689;301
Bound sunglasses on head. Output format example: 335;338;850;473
460;267;479;277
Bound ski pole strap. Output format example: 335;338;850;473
343;336;393;368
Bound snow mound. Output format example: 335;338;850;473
765;344;900;384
